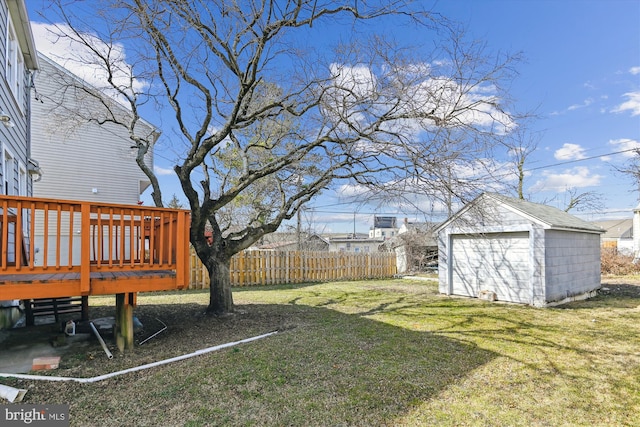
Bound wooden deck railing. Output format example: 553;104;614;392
0;195;191;300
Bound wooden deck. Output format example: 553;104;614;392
0;269;179;299
0;195;191;349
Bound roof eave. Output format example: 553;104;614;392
8;0;39;70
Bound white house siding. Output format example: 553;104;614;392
395;245;408;273
31;55;155;205
0;0;39;327
328;239;381;253
544;230;601;302
0;0;37;199
618;238;633;256
30;54;158;267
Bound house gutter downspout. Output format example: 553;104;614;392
0;331;278;384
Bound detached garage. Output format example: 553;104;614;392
437;193;604;307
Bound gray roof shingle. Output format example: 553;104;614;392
485;193;605;233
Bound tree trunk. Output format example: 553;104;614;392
206;256;234;315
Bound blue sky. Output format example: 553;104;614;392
27;1;640;234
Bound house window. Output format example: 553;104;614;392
5;13;24;107
18;162;26;195
3;149;15;195
0;145;3;193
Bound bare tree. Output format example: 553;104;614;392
502;123;604;212
42;0;522;315
615;148;640;201
562;188;605;213
503;126;541;200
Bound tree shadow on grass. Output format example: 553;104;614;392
3;301;497;427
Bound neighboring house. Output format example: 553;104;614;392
305;234;330;251
0;0;39;327
437;193;604;307
31;53;158;205
592;218;633;255
255;240;299;251
328;234;383;253
369;216;397;240
253;232;329;251
383;219;438;273
30;53;159;266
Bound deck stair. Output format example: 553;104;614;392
24;296;88;326
1;195;191;350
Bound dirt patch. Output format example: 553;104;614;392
599;280;640;299
1;302;291;378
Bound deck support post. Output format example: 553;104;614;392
115;292;135;351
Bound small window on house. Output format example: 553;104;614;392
2;150;13;196
3;149;15;195
6;14;24;107
0;146;3;194
18;162;26;196
12;158;19;194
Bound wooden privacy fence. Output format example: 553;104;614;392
189;249;397;288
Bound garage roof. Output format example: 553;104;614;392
438;192;605;233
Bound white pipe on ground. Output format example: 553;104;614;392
0;383;27;402
90;321;113;359
0;331;277;384
139;318;168;345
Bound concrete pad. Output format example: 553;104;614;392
0;325;92;374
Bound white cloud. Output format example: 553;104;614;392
336;183;371;199
529;166;602;192
554;143;586;161
567;98;594;111
329;63;377;100
31;22;148;100
630;66;640;75
326;62;516;142
154;165;175;176
612;91;640;116
609;138;640;157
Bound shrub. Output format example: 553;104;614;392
601;248;640;275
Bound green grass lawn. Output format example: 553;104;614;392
4;278;640;426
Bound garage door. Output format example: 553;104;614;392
450;232;530;303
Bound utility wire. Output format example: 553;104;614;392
524;147;637;172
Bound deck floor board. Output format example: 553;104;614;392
0;270;176;284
